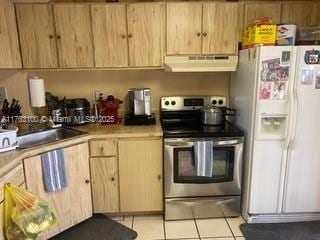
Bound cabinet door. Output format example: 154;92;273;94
119;138;163;212
166;2;202;55
202;2;239;55
90;157;119;213
91;4;128;68
127;3;164;67
16;4;58;68
23;143;92;239
0;0;21;68
54;4;94;68
281;2;320;27
244;3;281;26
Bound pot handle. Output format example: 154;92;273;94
225;108;237;116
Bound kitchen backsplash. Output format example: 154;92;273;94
0;69;230;113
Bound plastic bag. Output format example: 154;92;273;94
3;183;56;240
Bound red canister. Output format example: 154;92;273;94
99;95;123;125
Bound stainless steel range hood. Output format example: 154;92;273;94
164;55;238;72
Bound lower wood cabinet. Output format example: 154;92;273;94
90;157;119;213
118;138;163;212
23;143;92;239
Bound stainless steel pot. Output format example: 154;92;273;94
201;106;236;125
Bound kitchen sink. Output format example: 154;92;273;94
17;127;87;149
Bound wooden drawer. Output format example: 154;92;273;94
89;139;117;157
0;163;25;203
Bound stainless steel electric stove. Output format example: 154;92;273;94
161;96;244;220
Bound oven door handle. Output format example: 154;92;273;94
164;138;243;146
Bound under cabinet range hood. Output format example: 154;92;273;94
164;55;238;72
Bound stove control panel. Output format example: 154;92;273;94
161;96;227;111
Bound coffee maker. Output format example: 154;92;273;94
124;88;156;125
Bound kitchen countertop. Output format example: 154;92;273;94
0;120;163;177
75;119;163;138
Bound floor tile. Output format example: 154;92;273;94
196;218;233;238
235;237;246;240
134;214;163;220
133;217;164;240
226;216;245;237
165;219;199;239
119;215;133;229
202;238;234;240
109;215;124;221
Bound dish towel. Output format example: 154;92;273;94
194;141;214;177
41;149;67;192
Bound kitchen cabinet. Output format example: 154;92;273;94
16;4;58;68
0;0;21;69
89;139;119;213
127;3;164;67
89;139;118;157
166;2;238;55
202;2;239;54
23;143;92;239
118;138;163;212
90;157;119;213
92;2;164;68
54;4;94;68
281;2;320;27
166;2;202;55
91;4;128;68
244;3;281;26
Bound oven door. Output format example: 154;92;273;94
164;138;243;198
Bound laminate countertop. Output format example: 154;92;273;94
0;120;163;177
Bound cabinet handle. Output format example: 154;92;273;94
196;32;201;37
111;177;115;182
202;32;208;37
157;175;162;181
121;34;126;39
85;179;90;184
128;33;133;38
49;35;53;39
57;35;61;40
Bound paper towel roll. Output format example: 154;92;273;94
29;77;46;107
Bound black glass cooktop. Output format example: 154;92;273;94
162;120;244;138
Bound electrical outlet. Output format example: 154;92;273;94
0;87;7;102
93;90;103;101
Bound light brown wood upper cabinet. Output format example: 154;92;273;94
16;4;58;68
23;143;92;239
91;4;128;67
166;2;202;55
54;4;94;68
118;138;163;212
127;3;164;67
281;2;320;27
0;0;21;69
202;2;239;55
244;3;281;26
167;2;239;55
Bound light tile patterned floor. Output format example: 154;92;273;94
112;215;246;240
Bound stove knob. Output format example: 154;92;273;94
218;100;224;105
212;100;217;105
165;101;170;106
171;101;176;106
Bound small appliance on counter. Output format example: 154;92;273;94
99;95;123;125
62;98;90;126
124;88;155;125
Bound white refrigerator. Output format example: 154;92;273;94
231;46;320;223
